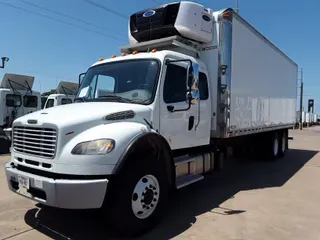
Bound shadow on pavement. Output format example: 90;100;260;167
24;148;318;240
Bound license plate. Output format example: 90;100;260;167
18;175;30;190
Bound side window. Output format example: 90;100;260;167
61;98;73;105
199;72;209;100
6;94;22;107
45;99;54;108
23;95;38;108
163;64;187;103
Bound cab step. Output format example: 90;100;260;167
176;174;204;189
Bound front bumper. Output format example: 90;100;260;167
5;163;109;209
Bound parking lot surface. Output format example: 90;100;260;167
1;127;320;240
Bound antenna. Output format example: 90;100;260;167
235;0;239;14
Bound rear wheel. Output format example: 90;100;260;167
103;153;170;237
265;132;280;160
278;131;287;157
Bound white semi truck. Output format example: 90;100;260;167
43;81;79;109
0;73;41;153
5;2;297;236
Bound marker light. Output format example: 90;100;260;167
122;53;127;56
132;51;138;55
223;12;230;18
151;49;157;53
111;54;117;58
99;58;104;61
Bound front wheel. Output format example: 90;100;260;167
102;154;170;237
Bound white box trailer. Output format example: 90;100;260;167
5;1;298;236
314;113;318;124
228;16;297;132
306;112;310;124
302;111;306;124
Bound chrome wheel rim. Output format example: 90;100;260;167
131;174;160;219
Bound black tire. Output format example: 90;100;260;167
0;134;10;154
102;153;170;237
266;132;280;160
278;131;287;158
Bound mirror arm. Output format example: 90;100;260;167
167;90;192;113
167;101;192;113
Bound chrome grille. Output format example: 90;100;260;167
13;126;57;158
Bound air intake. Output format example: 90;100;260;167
104;110;135;121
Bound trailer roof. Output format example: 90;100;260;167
55;81;79;95
0;73;35;90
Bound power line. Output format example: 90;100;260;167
83;0;128;19
17;0;126;37
0;1;126;42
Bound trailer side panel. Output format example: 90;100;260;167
229;15;297;133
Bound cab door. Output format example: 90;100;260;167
159;58;198;150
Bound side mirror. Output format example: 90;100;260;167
78;73;86;86
186;63;199;104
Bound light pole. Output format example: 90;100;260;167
0;57;9;69
299;68;303;130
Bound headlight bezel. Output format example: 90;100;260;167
71;138;115;155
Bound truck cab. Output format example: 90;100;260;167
43;81;79;109
44;94;75;109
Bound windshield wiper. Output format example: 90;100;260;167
74;97;87;102
98;94;132;103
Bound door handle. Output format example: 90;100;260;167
188;116;195;131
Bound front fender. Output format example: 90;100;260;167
57;121;153;166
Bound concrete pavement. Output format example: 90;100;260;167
1;127;320;239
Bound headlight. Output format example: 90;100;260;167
71;139;115;155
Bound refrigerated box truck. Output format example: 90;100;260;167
5;1;297;236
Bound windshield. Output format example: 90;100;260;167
76;59;160;105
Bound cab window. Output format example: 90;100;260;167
61;98;73;105
45;99;54;108
6;94;21;107
23;95;38;108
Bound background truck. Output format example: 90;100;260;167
5;1;297;237
0;73;41;153
43;81;79;109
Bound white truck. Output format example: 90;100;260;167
43;81;79;109
0;73;41;153
5;2;297;236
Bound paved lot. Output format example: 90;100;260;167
1;127;320;240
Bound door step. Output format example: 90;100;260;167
174;154;198;166
176;174;204;189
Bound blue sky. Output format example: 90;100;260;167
0;0;319;112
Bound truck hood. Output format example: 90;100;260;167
13;102;152;128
